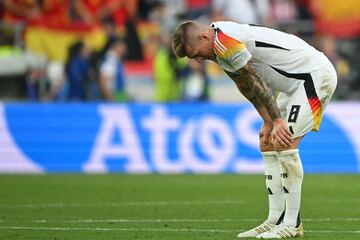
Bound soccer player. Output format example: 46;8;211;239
172;21;337;238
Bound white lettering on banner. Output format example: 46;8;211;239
142;107;185;172
234;108;264;173
84;105;263;173
83;106;149;173
235;108;262;149
199;116;235;161
178;116;235;173
0;104;44;173
178;120;199;171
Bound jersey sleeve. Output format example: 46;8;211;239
214;30;251;72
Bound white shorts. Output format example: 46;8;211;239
276;55;337;138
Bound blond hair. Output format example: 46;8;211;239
172;20;201;58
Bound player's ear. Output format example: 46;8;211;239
199;32;209;40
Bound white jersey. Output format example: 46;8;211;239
211;21;328;94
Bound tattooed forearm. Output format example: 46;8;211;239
226;62;281;121
226;71;263;108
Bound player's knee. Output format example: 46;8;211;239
274;140;297;152
260;142;274;152
273;139;288;152
273;137;303;152
260;137;275;152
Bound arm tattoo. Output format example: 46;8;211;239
225;62;281;121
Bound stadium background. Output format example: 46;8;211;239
0;0;360;173
0;0;359;173
1;1;360;240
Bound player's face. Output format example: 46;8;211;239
186;31;215;63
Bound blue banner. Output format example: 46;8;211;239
0;103;359;173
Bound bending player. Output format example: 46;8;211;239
172;21;337;238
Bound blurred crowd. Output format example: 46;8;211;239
0;0;359;102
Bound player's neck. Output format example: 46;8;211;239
209;27;217;61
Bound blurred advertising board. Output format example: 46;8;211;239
0;103;359;173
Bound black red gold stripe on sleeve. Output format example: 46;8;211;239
213;31;246;59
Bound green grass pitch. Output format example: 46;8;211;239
0;174;359;239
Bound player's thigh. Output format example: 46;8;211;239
277;69;336;139
276;92;289;119
277;84;314;139
260;135;275;152
305;60;337;131
312;60;337;108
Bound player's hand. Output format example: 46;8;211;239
260;122;273;146
271;118;293;147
